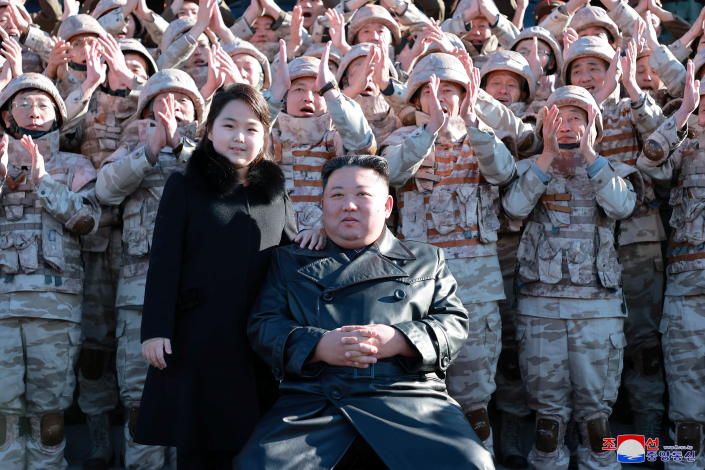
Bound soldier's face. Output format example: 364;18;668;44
322;166;393;249
515;38;553;69
466;17;491;47
418;81;465;117
117;13;137;39
483;71;524;105
177;2;199;22
287;77;327;117
7;90;57;132
345;56;378;96
124;53;150;81
70;34;98;64
569;57;608;96
233;54;263;88
355;23;392;48
577;26;611;45
0;7;19;37
556;105;587;145
635;56;663;92
296;0;324;29
187;34;210;67
152;92;195;123
207;99;265;168
251;16;278;44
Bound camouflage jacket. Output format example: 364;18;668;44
503;155;636;307
96;120;197;307
637;115;705;296
0;130;99;313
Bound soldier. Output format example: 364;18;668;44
502;86;637;470
95;69;204;470
267;42;376;240
381;52;515;455
636;61;705;470
0;73;100;469
564;35;668;440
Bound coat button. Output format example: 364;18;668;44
330;389;342;400
440;356;450;369
394;289;406;300
321;293;334;302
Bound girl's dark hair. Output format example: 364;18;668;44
197;83;272;167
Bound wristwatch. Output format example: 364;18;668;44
317;81;338;96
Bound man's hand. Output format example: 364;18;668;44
536;105;561;172
0;134;8;180
60;0;79;21
620;39;642;102
201;45;226;100
579;105;599;165
338;325;416;359
326;9;351;56
674;59;700;130
8;1;30;35
594;47;622;105
270;39;291;103
0;36;23;78
294;226;327;250
370;40;390;91
526;37;544;80
342;48;375;98
315;41;338;98
243;0;264;25
288;5;304;57
145;119;168;163
309;329;379;367
83;42;107;95
425;74;446;134
21;135;47;186
154;93;180;149
142;338;172;370
46;36;71;79
460;64;480;128
562;27;578;62
98;34;135;89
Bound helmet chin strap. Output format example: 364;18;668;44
7;114;55;139
558;143;580;149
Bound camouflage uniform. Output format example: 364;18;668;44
637;110;705;469
381;53;515;454
0;74;100;470
441;11;519;68
95;69;204;470
268;56;376;231
502;86;637;470
563;36;668;438
91;0;169;46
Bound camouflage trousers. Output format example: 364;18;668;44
117;307;170;470
516;297;625;470
661;295;705;470
446;301;501;452
78;250;119;417
0;292;82;470
619;242;666;423
494;233;530;418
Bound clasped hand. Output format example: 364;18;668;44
310;324;415;368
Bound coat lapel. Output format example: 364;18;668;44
297;229;415;290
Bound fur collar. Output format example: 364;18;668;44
187;140;286;201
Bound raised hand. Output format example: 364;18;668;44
315;41;337;96
0;36;23;78
145;119;167;163
191;0;216;39
270;39;291;102
579;105;598;165
243;0;264;25
60;0;79;21
371;39;390;91
97;34;136;88
594;47;622;104
460;65;481;127
21;135;47;186
643;11;661;49
342;47;375;98
526;36;544;80
201;45;226;100
456;47;474;80
425;74;446;134
621;39;643;102
7;0;30;35
155;93;180;149
536;105;561;172
562;27;578;61
0;134;8;180
82;41;107;95
288;5;304;58
325;9;351;56
214;45;243;85
674;59;701;129
46;36;71;78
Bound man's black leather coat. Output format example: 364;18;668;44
237;229;494;470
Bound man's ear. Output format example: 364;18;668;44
384;193;394;218
1;110;10;129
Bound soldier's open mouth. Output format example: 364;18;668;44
299;105;316;115
302;11;312;18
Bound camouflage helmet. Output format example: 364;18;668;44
159;18;217;53
134;69;205;123
415;32;466;62
0;73;68;129
694;47;705;79
545;85;603;140
563;36;615;85
58;14;106;43
347;5;401;46
510;26;563;76
288;56;320;82
336;42;398;83
480;50;536;101
223;40;272;89
700;79;705;97
303;42;342;67
119;38;158;76
569;6;619;44
405;53;469;104
92;0;125;19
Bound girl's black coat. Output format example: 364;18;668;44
134;148;296;453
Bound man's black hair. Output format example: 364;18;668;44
321;155;390;189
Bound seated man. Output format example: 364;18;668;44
236;155;494;470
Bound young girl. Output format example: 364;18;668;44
136;84;296;470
